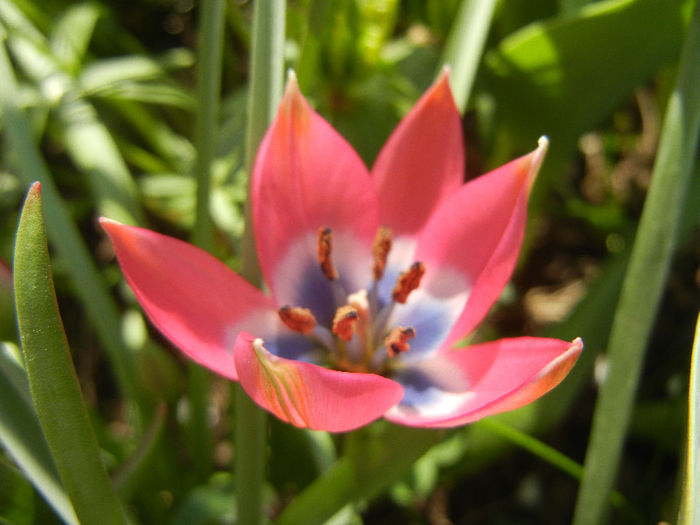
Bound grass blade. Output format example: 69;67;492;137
13;183;126;525
572;2;700;523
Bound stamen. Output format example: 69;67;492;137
332;305;358;342
372;226;392;280
278;305;316;334
385;326;416;357
392;261;425;303
317;227;338;280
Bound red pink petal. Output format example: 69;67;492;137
385;336;582;427
234;333;404;432
372;70;464;236
101;219;278;380
253;74;378;305
417;138;549;349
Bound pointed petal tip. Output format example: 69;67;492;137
428;68;457;105
285;69;299;91
283;69;302;104
98;216;119;228
525;136;550;191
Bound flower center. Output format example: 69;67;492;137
278;226;424;373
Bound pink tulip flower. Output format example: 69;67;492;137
101;72;582;432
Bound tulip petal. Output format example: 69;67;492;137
416;138;548;350
253;75;379;315
385;337;582;427
372;70;464;236
100;219;280;380
234;333;404;432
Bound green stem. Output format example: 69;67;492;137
192;0;226;252
188;0;227;477
236;2;285;524
573;2;700;523
440;0;497;113
240;0;285;286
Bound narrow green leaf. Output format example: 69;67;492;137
13;183;126;525
0;343;78;525
679;312;700;524
274;425;439;525
440;0;497;113
573;1;700;523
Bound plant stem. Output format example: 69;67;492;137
188;0;227;478
236;1;285;524
440;0;497;113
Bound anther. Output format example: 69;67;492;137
385;326;416;357
332;305;358;342
372;226;392;280
317;227;338;280
278;305;317;334
392;262;425;303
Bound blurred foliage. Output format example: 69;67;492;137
0;0;698;523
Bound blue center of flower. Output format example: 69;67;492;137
277;226;425;373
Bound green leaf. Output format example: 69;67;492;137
680;313;700;524
0;37;142;406
484;0;688;160
13;183;127;525
49;2;101;73
573;1;700;522
0;342;78;525
274;424;439;525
